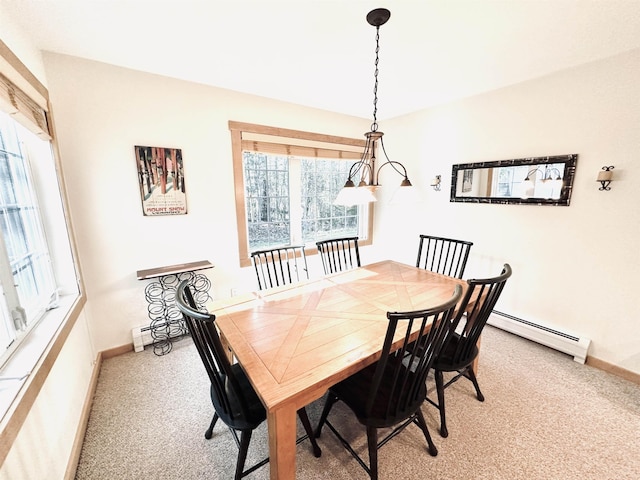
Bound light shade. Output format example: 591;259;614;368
334;185;378;206
597;165;614;191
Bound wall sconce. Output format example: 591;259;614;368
597;166;614;191
430;175;441;191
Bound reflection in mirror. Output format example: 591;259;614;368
451;154;577;206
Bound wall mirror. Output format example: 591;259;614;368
450;154;577;206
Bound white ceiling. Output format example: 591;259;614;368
5;0;640;120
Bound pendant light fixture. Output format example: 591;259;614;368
334;8;415;206
521;165;564;199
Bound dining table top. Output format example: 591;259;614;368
211;260;467;409
209;259;471;479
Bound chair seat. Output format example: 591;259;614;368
212;363;266;431
331;360;426;428
433;333;479;372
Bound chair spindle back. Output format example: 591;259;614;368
416;234;473;279
316;236;361;274
251;245;308;290
176;280;251;426
365;285;462;420
446;263;512;365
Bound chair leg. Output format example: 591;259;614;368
234;429;252;480
297;408;322;457
434;370;448;438
366;425;379;480
314;392;338;438
465;367;485;402
205;412;219;439
414;408;438;457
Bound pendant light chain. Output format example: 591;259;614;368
333;8;415;206
371;25;381;132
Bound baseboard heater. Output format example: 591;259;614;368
488;310;591;364
132;323;185;353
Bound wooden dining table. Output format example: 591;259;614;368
211;260;471;480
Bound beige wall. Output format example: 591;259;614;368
373;48;640;373
43;49;640;374
0;3;638;476
42;52;371;352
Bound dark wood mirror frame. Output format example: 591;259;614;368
450;154;578;206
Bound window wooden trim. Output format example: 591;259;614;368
229;121;374;268
0;40;51;139
0;40;48;107
0;39;87;466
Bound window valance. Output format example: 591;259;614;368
0;71;50;140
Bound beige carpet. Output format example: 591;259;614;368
75;326;640;479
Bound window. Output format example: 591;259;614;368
0;68;80;366
230;122;373;267
300;157;360;244
0;40;83;457
243;152;291;249
0;111;64;361
494;166;515;197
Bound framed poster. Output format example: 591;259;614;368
135;145;187;215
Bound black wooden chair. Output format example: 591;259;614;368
314;285;463;480
426;264;512;438
415;234;473;279
176;280;321;479
316;236;361;274
250;245;308;290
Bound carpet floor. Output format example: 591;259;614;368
75;326;640;479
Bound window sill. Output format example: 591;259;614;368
0;293;85;458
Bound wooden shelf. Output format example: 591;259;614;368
136;260;213;280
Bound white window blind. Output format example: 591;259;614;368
0;72;50;140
